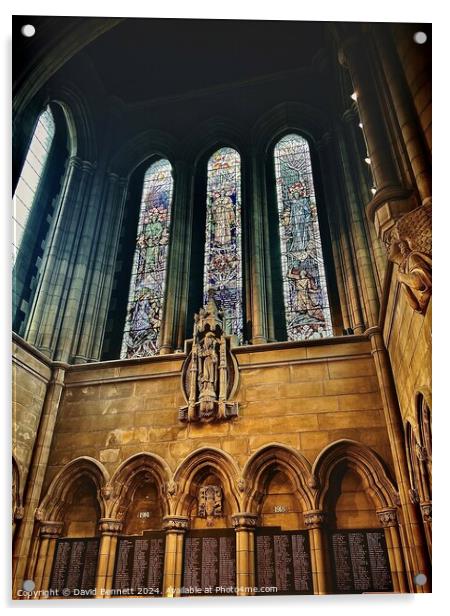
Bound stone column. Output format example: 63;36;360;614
162;516;189;597
12;365;66;597
33;521;63;596
367;326;430;592
73;173;128;363
232;513;258;596
160;161;192;354
339;31;414;243
304;510;327;595
25;156;95;361
95;518;122;598
248;154;268;344
376;507;408;593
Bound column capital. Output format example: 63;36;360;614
376;507;398;528
231;513;258;530
98;518;123;535
162;515;190;532
39;520;64;538
303;510;326;529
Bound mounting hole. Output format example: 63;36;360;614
21;24;36;38
414;573;427;586
413;31;427;45
23;579;35;592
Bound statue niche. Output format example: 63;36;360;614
386;202;432;314
179;290;239;423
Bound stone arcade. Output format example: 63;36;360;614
12;18;431;598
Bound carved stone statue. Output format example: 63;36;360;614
385;202;432;314
198;485;222;526
179;290;239;423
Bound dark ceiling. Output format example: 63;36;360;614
83;18;328;103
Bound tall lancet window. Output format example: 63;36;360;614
274;134;333;340
121;159;173;358
203;147;243;341
13;105;55;262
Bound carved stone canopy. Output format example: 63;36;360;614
179;290;239;423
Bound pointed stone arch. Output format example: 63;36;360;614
242;443;314;514
37;456;109;523
173;447;241;516
311;439;398;511
108;452;172;520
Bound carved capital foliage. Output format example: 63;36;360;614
98;518;122;534
420;501;432;523
40;521;64;538
163;515;190;532
231;513;258;530
303;510;325;529
376;507;398;528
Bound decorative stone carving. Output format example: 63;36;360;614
415;443;428;462
179;290;239;422
420;501;432;523
376;508;398;528
162;515;190;532
385;202;432;314
198;485;222;526
101;485;113;500
35;507;44;521
231;513;258;530
14;506;24;521
40;521;64;538
409;487;420;505
303;510;325;529
166;480;177;498
98;518;123;534
237;478;246;493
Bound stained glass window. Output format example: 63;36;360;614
203;147;243;341
274;134;333;340
13;106;55;262
121;159;173;358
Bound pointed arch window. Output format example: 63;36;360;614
274;133;332;340
203;147;243;341
13;105;55;262
121;159;173;358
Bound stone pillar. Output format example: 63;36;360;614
95;518;122;598
162;515;189;597
160;161;192;354
366;326;430;592
25;156;95;361
303;510;327;595
376;507;408;593
232;513;258;596
248;155;268;344
12;365;66;597
339;31;415;243
33;521;63;596
73;173;128;363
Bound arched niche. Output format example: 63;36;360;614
324;465;379;530
63;476;101;538
259;468;304;530
121;477;164;535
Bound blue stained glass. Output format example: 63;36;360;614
274;134;333;341
203;147;243;341
121;159;173;358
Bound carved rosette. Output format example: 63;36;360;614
98;518;123;535
179;291;239;423
420;501;432;523
231;513;258;530
40;521;64;539
163;515;190;532
303;510;325;529
376;507;398;528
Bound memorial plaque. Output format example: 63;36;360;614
112;531;165;596
182;529;236;595
255;527;313;595
330;529;393;593
49;537;100;597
